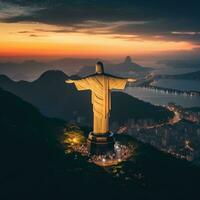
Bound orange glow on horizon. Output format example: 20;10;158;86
0;22;197;57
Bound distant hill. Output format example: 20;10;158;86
51;57;108;74
0;70;172;127
0;60;49;81
0;57;108;81
157;70;200;80
0;57;152;81
1;88;200;200
79;56;152;77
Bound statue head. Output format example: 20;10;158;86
95;61;104;74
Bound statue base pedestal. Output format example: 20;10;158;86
87;132;115;155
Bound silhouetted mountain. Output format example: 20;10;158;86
0;57;152;81
1;88;200;200
0;70;172;127
36;70;69;83
0;57;109;81
51;57;108;73
0;60;49;81
79;56;152;76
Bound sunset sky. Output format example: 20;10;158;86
0;0;200;59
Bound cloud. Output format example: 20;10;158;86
29;34;40;37
0;0;200;44
0;1;43;21
18;31;34;34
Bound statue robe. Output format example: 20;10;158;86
73;74;127;134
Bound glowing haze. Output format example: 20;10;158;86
0;0;199;59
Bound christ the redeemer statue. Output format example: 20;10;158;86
66;62;136;154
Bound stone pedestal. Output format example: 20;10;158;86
87;132;115;155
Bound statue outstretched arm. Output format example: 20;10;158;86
127;78;137;83
109;76;137;90
65;79;74;84
65;77;91;91
109;77;127;90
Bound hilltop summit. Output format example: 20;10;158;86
124;56;132;64
36;70;68;83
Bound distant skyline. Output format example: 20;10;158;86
0;0;200;59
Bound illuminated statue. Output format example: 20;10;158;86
66;62;136;154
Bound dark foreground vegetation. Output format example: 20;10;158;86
0;88;199;200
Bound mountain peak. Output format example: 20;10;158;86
0;74;12;83
124;56;132;64
37;70;68;82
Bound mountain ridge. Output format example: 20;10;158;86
79;56;152;76
0;57;109;81
0;70;173;126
